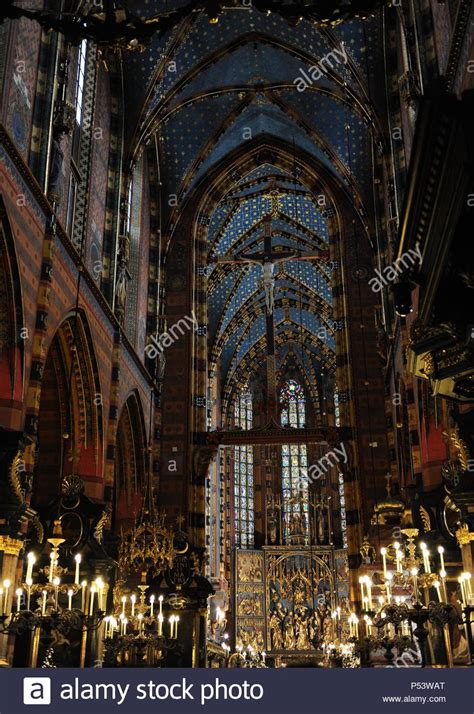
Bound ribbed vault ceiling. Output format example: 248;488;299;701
123;3;386;411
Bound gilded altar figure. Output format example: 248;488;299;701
266;492;279;544
309;610;320;645
289;512;302;535
294;606;310;650
283;609;296;649
269;609;284;649
268;509;278;544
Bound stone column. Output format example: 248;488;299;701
0;536;23;666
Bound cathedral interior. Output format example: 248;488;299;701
0;0;473;670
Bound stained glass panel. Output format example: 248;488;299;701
280;380;309;541
233;390;254;548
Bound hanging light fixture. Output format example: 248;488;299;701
106;390;179;666
117;391;175;580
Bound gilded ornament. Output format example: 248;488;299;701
455;524;474;547
0;535;23;556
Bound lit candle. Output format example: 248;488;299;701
175;615;179;639
262;651;266;663
385;572;393;604
359;576;365;603
121;595;126;616
123;618;127;635
353;615;359;638
366;579;373;609
15;588;22;613
96;578;104;610
131;594;136;617
158;613;163;636
67;589;73;610
41;589;47;616
89;585;96;616
380;548;387;578
137;613;144;634
3;580;11;615
462;573;472;603
159;594;163;616
411;567;419;602
26;578;32;611
439;570;447;602
393;543;402;573
420;543;431;574
437;546;445;572
26;552;36;583
433;581;442;603
53;577;60;611
81;581;87;613
169;615;175;638
150;595;155;617
49;552;55;583
104;616;110;639
74;554;81;585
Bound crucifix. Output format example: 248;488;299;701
209;183;329;420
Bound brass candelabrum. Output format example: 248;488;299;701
353;528;473;667
323;640;361;668
104;574;182;667
0;522;107;667
227;645;268;668
358;528;472;611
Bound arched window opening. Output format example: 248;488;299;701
74;39;88;126
280;379;309;542
233;390;254;548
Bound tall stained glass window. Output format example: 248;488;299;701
280;379;309;540
74;39;88;125
233;390;254;548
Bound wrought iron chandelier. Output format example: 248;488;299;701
2;0;387;52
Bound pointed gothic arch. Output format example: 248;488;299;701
33;311;103;506
113;391;147;534
0;197;24;428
